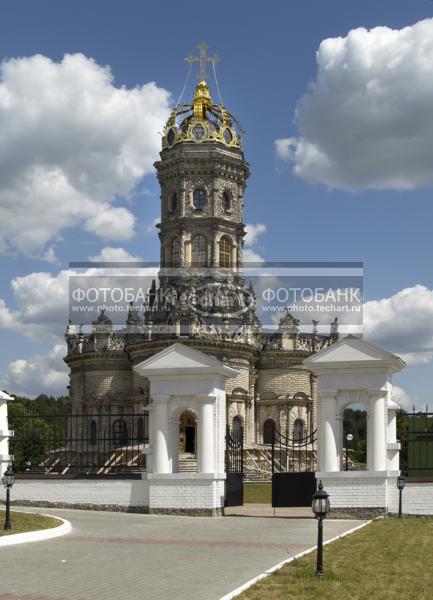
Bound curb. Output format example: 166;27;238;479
219;519;373;600
0;512;72;547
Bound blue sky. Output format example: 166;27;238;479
1;0;433;406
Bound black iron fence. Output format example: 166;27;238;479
8;409;149;476
271;423;317;474
225;425;244;507
399;408;433;477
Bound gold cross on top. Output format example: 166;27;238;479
185;42;220;82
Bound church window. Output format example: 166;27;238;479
171;238;181;267
179;319;189;337
222;191;231;212
293;419;305;442
219;236;232;268
169;192;177;213
90;420;97;446
113;419;128;447
263;419;276;444
191;234;207;267
232;415;243;437
193;189;206;210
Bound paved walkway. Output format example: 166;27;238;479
0;507;365;600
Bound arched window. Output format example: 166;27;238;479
293;419;305;442
193;189;206;210
137;417;145;444
232;415;243;436
113;419;128;447
90;420;97;446
179;319;189;337
219;236;232;268
169;192;177;213
171;237;180;267
191;235;207;267
222;191;231;211
263;419;276;444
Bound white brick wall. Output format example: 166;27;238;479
146;473;225;511
316;471;387;508
317;472;433;516
11;479;149;508
388;482;433;516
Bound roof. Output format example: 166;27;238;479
303;336;405;373
133;342;239;379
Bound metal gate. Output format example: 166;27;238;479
271;424;317;507
225;425;244;507
399;409;433;477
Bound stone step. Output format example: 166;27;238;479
178;454;198;472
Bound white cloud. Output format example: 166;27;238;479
0;53;171;255
244;224;266;264
0;344;68;398
88;246;142;263
245;223;267;247
364;284;433;365
275;138;295;161
0;246;155;342
279;18;433;190
243;248;265;264
392;386;413;410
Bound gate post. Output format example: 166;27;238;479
304;337;406;518
0;391;14;477
134;343;238;516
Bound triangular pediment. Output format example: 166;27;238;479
304;337;405;372
134;343;238;378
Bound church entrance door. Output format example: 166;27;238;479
185;426;195;453
179;411;197;454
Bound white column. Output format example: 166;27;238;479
387;399;400;471
318;391;339;472
367;406;373;470
198;397;215;473
153;395;170;474
371;391;387;471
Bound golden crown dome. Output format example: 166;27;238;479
162;45;242;150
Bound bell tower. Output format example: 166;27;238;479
146;43;259;342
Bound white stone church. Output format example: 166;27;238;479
64;49;340;458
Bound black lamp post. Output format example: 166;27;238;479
2;465;15;531
397;475;406;519
312;481;330;577
345;433;353;471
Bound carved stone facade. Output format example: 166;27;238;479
64;77;338;447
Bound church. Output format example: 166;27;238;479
64;45;338;463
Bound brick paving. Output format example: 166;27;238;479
0;507;365;600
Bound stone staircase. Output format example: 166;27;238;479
179;453;198;472
243;447;317;482
244;447;273;482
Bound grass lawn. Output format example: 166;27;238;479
0;510;61;536
244;482;271;504
238;518;433;600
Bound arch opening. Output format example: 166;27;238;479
343;404;367;471
113;419;128;447
179;410;197;455
263;418;275;445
